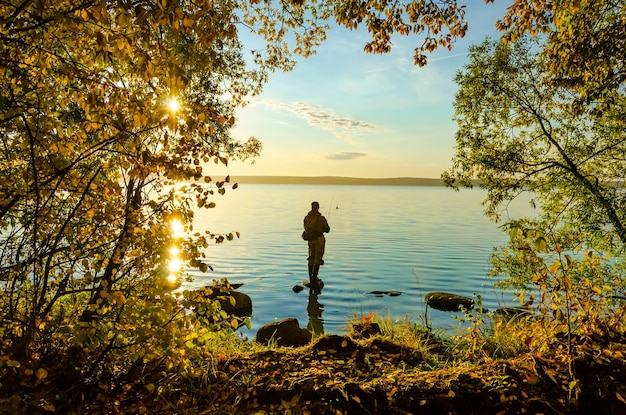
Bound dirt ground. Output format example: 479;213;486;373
4;331;626;415
198;333;626;415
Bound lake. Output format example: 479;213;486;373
182;184;535;336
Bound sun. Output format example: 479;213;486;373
167;97;180;113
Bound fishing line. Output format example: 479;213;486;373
327;192;335;217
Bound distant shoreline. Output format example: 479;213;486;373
230;176;446;186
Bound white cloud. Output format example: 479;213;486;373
260;100;381;140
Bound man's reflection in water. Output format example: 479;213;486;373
306;287;324;335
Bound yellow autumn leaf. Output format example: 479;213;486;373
111;291;126;305
145;383;155;393
548;261;561;274
448;390;455;398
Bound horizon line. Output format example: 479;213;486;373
219;175;451;186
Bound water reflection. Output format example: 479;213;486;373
306;286;324;335
165;219;184;289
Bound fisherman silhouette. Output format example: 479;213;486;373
303;201;330;284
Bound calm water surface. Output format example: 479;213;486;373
183;184;534;336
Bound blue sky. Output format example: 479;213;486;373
215;1;511;179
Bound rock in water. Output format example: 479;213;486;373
425;292;475;312
188;284;252;319
368;291;402;297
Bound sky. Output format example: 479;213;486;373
212;1;512;179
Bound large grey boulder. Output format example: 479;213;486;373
256;318;312;347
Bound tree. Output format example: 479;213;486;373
443;38;626;396
0;1;270;400
443;36;626;292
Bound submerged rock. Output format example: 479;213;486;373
256;318;312;347
368;290;402;297
425;292;475;312
218;290;252;316
191;283;252;318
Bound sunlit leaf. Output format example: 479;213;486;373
534;236;547;252
548;262;561;274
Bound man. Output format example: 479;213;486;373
303;201;330;284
